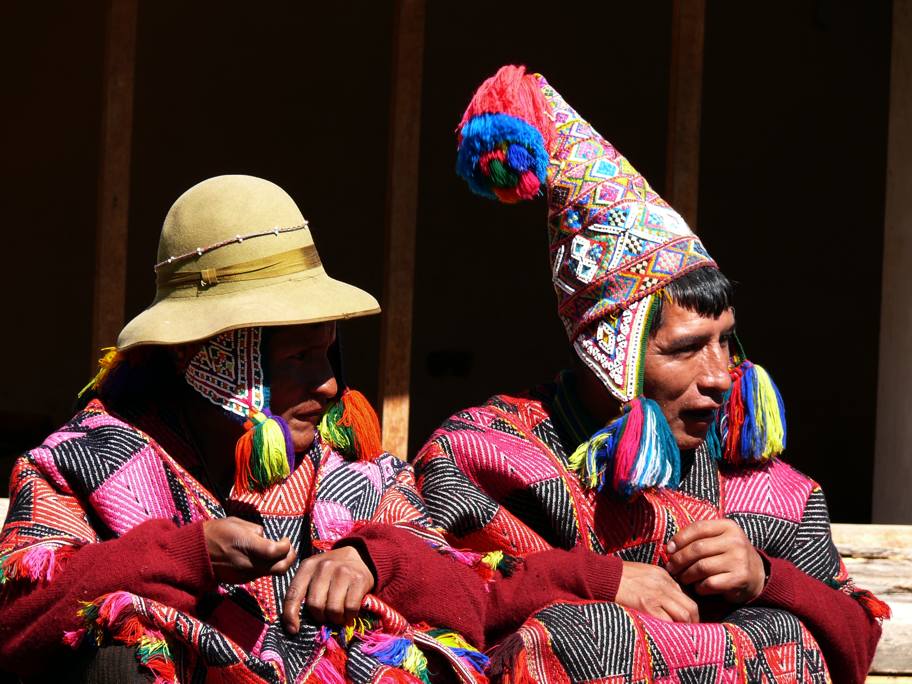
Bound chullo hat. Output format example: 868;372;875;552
456;66;786;496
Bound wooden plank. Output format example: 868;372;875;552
832;523;912;675
665;0;706;227
378;0;425;459
873;0;912;524
90;0;138;367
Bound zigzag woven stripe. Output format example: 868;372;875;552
560;235;716;339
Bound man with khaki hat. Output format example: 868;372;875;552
0;176;628;683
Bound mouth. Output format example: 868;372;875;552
680;406;719;424
291;407;325;425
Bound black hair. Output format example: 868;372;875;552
75;346;182;413
649;266;734;335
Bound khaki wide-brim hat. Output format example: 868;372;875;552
117;175;380;350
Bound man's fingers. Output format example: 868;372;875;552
675;552;730;585
269;544;298;576
282;560;315;635
247;535;292;564
343;574;370;626
667;536;729;575
324;574;351;625
695;572;735;596
305;564;332;624
667;519;730;554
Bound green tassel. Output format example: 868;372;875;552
248;413;290;488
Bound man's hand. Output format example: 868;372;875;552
281;546;375;634
665;519;766;604
615;561;699;623
203;517;296;585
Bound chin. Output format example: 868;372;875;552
675;426;710;451
291;427;316;454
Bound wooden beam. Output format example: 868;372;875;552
665;0;706;227
873;0;912;524
91;0;138;366
378;0;425;459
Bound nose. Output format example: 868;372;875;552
697;345;732;399
313;373;338;402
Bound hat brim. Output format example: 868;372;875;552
117;270;380;350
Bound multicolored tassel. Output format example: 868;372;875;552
568;397;680;497
720;360;787;464
0;544;70;585
234;411;292;493
360;633;431;684
318;388;384;461
425;630;490;674
456;65;554;203
66;592;176;683
78;347;122;398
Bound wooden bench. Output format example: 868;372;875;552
0;498;908;679
833;523;912;681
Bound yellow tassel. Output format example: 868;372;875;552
248;412;290;488
481;550;504;570
78;347;120;398
402;644;428;677
432;631;475;652
753;365;785;459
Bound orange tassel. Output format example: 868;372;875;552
234;428;255;492
340;389;384;460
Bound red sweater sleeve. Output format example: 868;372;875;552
337;523;622;649
0;519;216;677
752;554;881;684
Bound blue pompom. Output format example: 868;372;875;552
456;113;549;201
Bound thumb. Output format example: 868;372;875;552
247;535;292;562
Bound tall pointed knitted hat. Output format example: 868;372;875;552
457;66;786;496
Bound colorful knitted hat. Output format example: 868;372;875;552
456;66;786;495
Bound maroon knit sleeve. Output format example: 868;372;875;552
337;523;622;649
752;553;882;684
0;518;216;677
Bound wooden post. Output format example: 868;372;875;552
378;0;425;459
873;0;912;524
665;0;706;226
90;0;138;366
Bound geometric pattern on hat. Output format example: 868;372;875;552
184;327;265;419
537;75;717;402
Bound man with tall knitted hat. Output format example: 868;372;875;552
0;175;645;683
413;66;888;682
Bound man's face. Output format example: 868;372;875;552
266;322;338;453
643;301;735;450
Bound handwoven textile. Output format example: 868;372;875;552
413;377;871;682
184;327;266;418
0;400;485;683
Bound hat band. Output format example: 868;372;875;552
157;245;321;289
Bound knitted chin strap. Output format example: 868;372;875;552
184;327;384;494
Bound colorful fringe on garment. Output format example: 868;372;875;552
65;592;175;683
1;400;485;683
0;543;71;586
